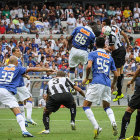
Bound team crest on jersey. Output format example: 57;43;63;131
80;28;90;36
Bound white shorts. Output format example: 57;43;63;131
85;84;111;103
40;89;47;96
0;88;19;108
16;86;32;102
69;47;88;68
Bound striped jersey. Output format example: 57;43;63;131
47;77;74;95
108;25;122;50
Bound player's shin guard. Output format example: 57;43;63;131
104;107;116;125
70;102;76;123
119;111;132;139
16;113;27;132
117;74;124;96
19;104;25;119
26;101;32;120
43;111;50;130
134;111;140;136
83;107;99;129
69;71;75;83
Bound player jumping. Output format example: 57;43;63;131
102;19;132;102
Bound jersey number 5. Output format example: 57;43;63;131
75;33;87;45
97;58;109;73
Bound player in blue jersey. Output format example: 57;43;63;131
0;56;55;137
82;37;118;139
40;73;52;96
68;22;101;83
12;47;37;126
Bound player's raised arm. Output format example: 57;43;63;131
121;31;132;48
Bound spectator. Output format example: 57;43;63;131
35;33;41;45
30;23;38;34
2;5;10;19
133;22;140;34
14;24;22;34
29;12;37;23
6;24;14;34
27;55;36;66
30;5;37;16
0;22;6;34
18;6;23;19
133;3;140;19
67;13;76;34
41;5;48;21
55;6;62;25
10;7;18;19
38;94;47;107
123;6;132;19
94;5;102;22
65;5;73;19
136;52;140;63
49;7;56;27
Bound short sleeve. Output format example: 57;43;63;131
109;35;116;46
110;57;117;71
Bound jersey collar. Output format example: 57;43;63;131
8;64;16;66
97;48;106;53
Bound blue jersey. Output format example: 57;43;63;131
0;64;26;94
17;58;25;87
40;75;51;90
71;26;95;51
88;49;116;87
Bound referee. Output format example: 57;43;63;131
39;71;85;134
118;68;140;140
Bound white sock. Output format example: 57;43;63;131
26;101;32;120
16;113;27;132
19;104;25;119
83;107;99;129
105;107;116;125
69;72;75;83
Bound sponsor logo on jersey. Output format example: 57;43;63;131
80;28;90;36
98;52;110;59
4;67;15;71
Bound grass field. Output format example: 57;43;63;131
0;107;136;140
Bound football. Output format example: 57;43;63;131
102;26;111;36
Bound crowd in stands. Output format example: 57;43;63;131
0;34;140;76
0;3;140;34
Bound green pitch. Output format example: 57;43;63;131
0;107;136;140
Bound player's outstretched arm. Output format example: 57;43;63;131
23;74;30;80
111;71;118;93
26;67;56;73
73;85;85;97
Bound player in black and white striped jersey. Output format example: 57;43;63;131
40;71;85;134
102;19;132;102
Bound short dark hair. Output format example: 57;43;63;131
103;19;111;26
56;71;66;77
12;47;19;54
96;37;105;48
89;22;101;37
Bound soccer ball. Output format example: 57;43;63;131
102;26;111;36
